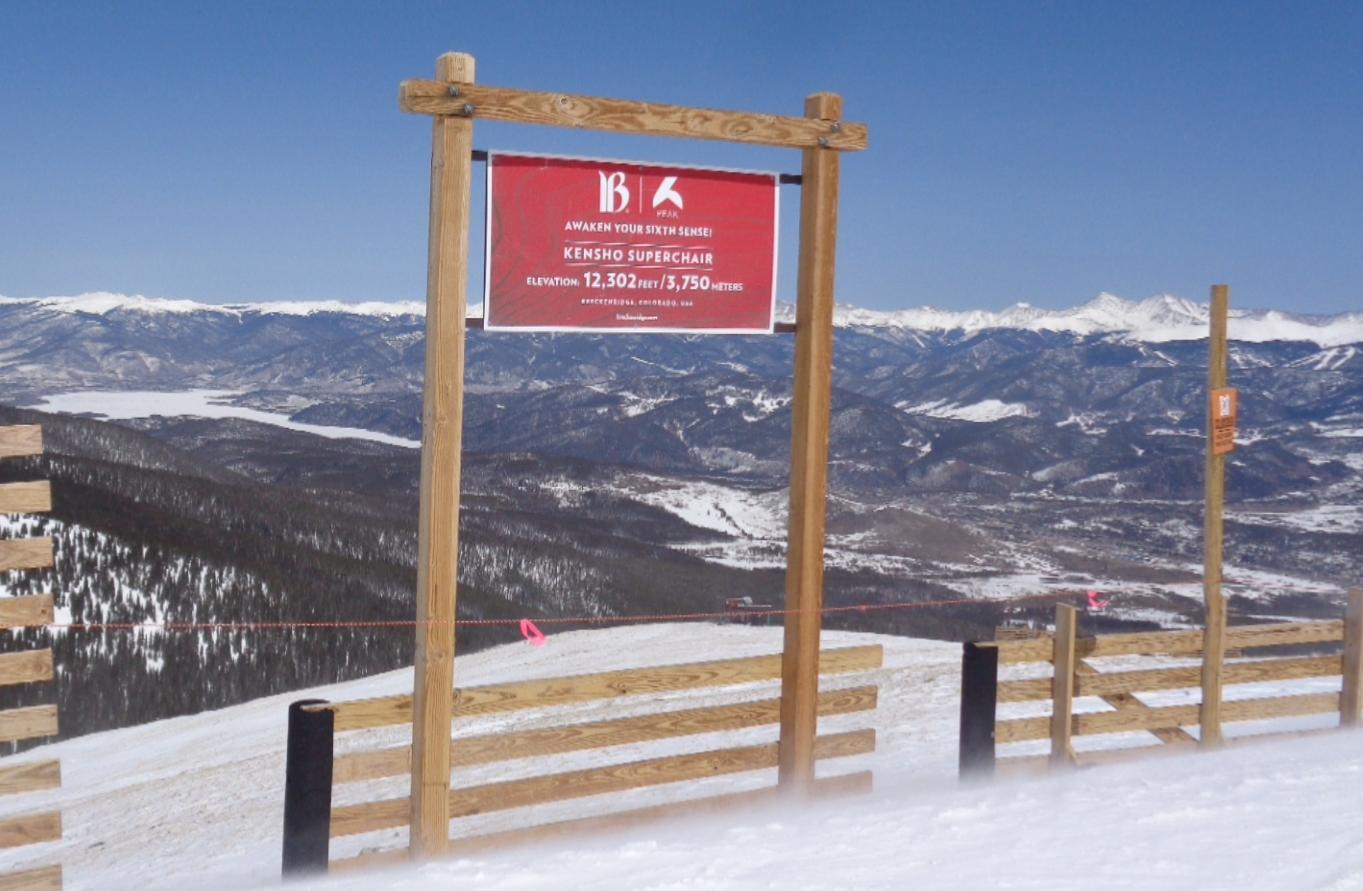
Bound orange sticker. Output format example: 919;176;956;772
1211;387;1238;455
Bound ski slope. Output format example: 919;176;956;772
0;623;1357;890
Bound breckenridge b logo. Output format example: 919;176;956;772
599;171;630;213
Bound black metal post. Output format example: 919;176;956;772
282;699;334;877
958;642;999;779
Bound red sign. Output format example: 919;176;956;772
1211;387;1238;455
484;153;778;333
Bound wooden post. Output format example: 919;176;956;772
959;642;999;778
1050;604;1078;766
1199;284;1230;748
1342;590;1363;727
778;92;842;792
409;51;475;859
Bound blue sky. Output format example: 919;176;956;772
2;1;1360;313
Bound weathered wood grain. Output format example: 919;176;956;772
780;90;844;791
0;540;53;574
1343;590;1363;726
0;760;60;797
1201;283;1231;747
0;483;50;516
331;729;873;839
992;620;1345;664
335;685;876;784
0;427;42;461
1076;660;1197;746
409;48;476;861
329;771;872;873
995;654;1345;702
0;811;61;849
1000;724;1345;774
0;706;58;745
0;597;54;629
0;651;53;688
322;645;883;732
0;864;62;891
997;692;1340;743
1050;605;1077;764
398;81;868;151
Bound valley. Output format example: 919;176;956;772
0;291;1359;740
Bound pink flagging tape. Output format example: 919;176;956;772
520;618;547;646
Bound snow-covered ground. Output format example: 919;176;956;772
898;398;1034;423
0;623;1357;890
29;390;420;448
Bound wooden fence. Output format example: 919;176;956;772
960;593;1363;776
283;643;883;875
0;426;64;890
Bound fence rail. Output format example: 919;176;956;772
286;644;882;875
961;592;1362;777
0;425;64;890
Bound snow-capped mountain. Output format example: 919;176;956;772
4;290;1361;346
829;292;1363;347
2;287;1360;504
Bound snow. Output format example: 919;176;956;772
836;292;1363;348
1230;504;1363;535
29;390;420;448
0;292;429;319
898;399;1033;423
3;621;1360;890
1289;346;1359;371
6;291;1360;346
614;476;787;540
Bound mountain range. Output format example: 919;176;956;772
1;288;1359;741
4;290;1363;346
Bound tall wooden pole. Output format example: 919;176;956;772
778;92;842;791
1342;590;1363;727
409;51;475;858
1199;283;1229;747
1049;603;1078;766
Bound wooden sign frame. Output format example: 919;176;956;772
399;52;866;859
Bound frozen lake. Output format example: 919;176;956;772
30;389;420;448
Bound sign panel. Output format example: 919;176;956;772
1211;387;1238;455
484;153;778;333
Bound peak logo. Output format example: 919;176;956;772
652;176;683;210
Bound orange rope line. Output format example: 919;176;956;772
22;590;1085;633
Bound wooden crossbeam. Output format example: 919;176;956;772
0;760;61;797
997;691;1340;743
999;724;1344;775
990;620;1344;664
334;685;876;784
321;644;882;732
399;81;868;151
329;771;871;874
0;812;61;849
0;483;51;515
0;706;59;745
0;597;54;629
0;427;42;461
0;539;53;573
0;650;53;687
0;864;62;891
331;729;873;839
999;654;1342;703
1076;660;1197;746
